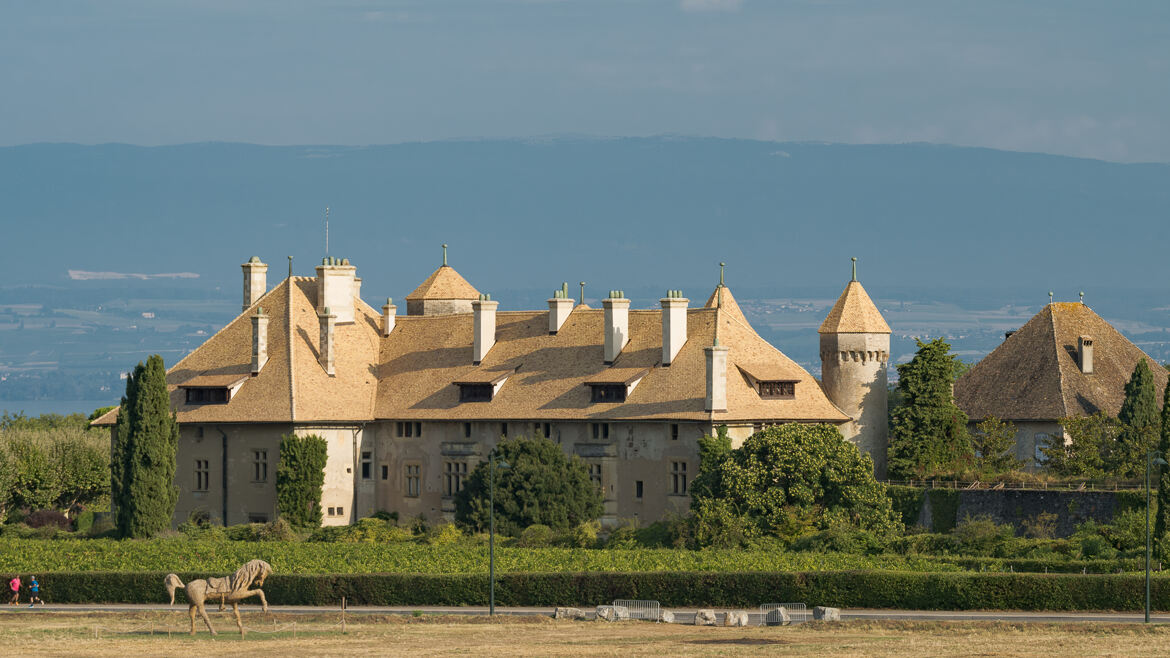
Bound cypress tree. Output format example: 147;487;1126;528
1156;382;1170;559
887;338;972;479
276;434;328;528
111;355;179;538
1113;360;1160;479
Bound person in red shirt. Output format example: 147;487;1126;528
8;577;19;605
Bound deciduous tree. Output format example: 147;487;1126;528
690;423;902;544
1156;382;1170;559
455;436;603;536
970;416;1023;475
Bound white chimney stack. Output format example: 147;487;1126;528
660;290;688;366
602;291;630;364
705;343;728;412
472;294;498;365
382;297;397;337
1078;335;1094;374
316;257;357;324
548;282;574;334
251;306;269;374
241;256;268;312
319;307;337;376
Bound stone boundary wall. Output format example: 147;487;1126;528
917;489;1126;537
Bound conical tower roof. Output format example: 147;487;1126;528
819;281;890;334
405;265;480;301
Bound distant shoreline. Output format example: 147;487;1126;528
0;399;118;417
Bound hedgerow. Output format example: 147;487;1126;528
0;538;1149;576
10;570;1170;610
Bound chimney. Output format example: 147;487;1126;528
705;343;729;412
472;294;497;365
602;291;630;364
241;256;268;312
1078;335;1094;374
548;282;574;334
315;257;357;324
251;306;269;374
382;297;397;337
319;307;337;376
660;290;688;366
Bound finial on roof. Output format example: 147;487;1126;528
287;256;292;278
719;262;726;286
579;281;586;305
324;207;330;257
442;244;448;267
851;257;857;282
1080;291;1084;304
1049;291;1054;305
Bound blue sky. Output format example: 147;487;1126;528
2;1;1168;162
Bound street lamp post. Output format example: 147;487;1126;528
1146;449;1168;623
489;449;509;616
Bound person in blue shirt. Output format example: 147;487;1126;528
28;577;42;607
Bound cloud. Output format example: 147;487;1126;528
680;0;742;12
68;270;200;280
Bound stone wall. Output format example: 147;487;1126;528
916;487;1123;537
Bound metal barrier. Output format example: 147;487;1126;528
612;599;661;622
759;602;810;625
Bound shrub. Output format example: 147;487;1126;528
259;518;299;542
790;528;887;556
514;525;555;548
567;521;601;549
1107;509;1148;552
1021;512;1058;540
603;521;641;550
886;485;925;527
1080;535;1117;560
25;509;71;531
224;524;262;542
951;516;1014;556
426;523;463;546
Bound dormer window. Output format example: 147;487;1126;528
736;364;797;401
453;367;515;403
186;387;229;404
584;367;649;405
179;372;248;405
590;384;626;403
758;381;796;399
458;384;493;402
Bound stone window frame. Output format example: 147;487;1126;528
251;449;268;483
194;459;210;492
669;460;689;496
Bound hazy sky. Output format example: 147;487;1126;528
2;1;1168;162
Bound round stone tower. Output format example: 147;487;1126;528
819;259;891;478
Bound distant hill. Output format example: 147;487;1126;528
1;138;1167;302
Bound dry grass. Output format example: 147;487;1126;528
2;611;1170;657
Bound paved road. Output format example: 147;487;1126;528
4;604;1169;624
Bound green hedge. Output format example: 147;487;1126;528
9;570;1169;611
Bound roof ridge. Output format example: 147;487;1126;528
1048;304;1070;419
288;275;297;422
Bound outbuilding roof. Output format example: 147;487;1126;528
955;302;1167;422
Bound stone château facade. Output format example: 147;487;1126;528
95;252;891;527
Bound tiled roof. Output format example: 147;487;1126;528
404;265;480;301
955;302;1168;422
95;279;849;427
819;281;891;334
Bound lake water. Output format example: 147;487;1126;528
0;399;120;417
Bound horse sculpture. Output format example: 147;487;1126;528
165;559;272;636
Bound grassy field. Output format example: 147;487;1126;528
2;611;1170;657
